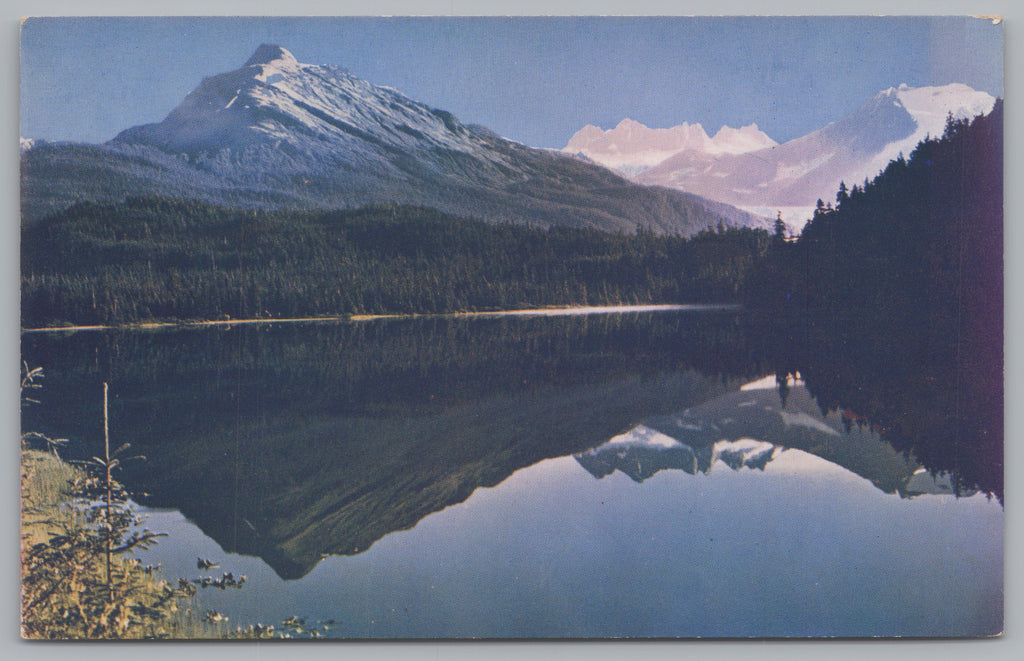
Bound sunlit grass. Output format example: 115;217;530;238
21;447;328;639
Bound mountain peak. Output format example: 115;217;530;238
615;118;646;130
50;45;767;236
244;44;298;68
711;122;774;144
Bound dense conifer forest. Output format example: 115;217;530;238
746;101;1003;498
21;200;769;327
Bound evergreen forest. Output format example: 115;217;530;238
746;101;1003;498
22;200;768;328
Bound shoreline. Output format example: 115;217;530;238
21;303;740;334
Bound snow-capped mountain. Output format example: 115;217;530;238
112;45;510;174
563;118;777;175
635;83;996;223
19;137;46;153
21;45;767;235
560;83;995;231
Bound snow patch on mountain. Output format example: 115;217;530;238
740;374;805;391
849;83;996;189
602;425;685;450
711;123;778;154
765;448;849;476
244;44;299;68
779;411;840;436
773;152;836;183
20;137;45;153
712;439;778;469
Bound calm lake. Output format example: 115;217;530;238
20;308;1003;638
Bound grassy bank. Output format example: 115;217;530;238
21;446;329;639
20;448;215;639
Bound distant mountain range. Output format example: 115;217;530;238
563;83;995;227
20;44;767;235
565;119;777;176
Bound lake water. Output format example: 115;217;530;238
20;308;1003;638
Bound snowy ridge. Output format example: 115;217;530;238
848;83;995;190
600;425;686;450
19;137;44;153
710;124;778;154
740;373;804;391
712;439;778;470
574;423;784;483
114;44;507;172
571;83;997;220
563;118;776;175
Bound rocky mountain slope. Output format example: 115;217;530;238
21;45;767;235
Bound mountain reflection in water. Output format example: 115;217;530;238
21;308;1001;600
22;311;764;579
132;394;1002;638
575;376;976;499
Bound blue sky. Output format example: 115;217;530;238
20;16;1003;149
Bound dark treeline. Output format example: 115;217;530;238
21;199;769;327
747;101;1003;500
22;312;768;451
